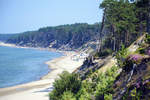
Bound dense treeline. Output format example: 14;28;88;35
0;34;16;42
6;23;101;49
98;0;149;52
3;0;149;52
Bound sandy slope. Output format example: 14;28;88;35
0;51;85;100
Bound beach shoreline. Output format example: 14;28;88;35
0;41;62;52
0;42;86;100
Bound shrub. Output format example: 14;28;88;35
140;43;147;48
99;49;112;57
78;89;92;100
147;49;150;56
122;54;143;72
94;66;119;99
94;52;100;58
116;45;128;67
137;47;145;54
61;91;76;100
49;71;81;100
145;34;150;44
130;88;137;97
76;80;94;100
104;94;113;100
128;54;143;64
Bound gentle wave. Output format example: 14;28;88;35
0;46;62;88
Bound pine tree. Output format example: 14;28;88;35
132;0;150;34
100;0;138;50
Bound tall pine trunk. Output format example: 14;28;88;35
112;24;116;51
98;9;106;52
126;30;129;46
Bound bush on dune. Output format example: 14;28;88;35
49;71;81;100
61;91;76;100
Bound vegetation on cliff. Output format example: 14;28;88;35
0;34;16;42
49;33;150;100
97;0;150;52
1;0;149;99
5;23;101;50
49;0;150;100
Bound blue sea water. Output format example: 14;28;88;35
0;46;62;88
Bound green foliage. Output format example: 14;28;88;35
77;81;93;100
49;71;81;100
116;45;128;67
100;0;139;50
123;87;142;100
78;89;92;100
61;91;76;100
136;47;145;54
130;88;137;97
94;52;100;58
97;49;112;58
49;65;119;100
6;23;101;48
100;49;112;57
76;66;118;100
145;34;150;44
104;94;113;100
94;66;119;99
0;34;16;42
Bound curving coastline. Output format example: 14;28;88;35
0;42;86;100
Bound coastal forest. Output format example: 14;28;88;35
0;0;150;100
49;0;150;100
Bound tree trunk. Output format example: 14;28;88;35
113;37;116;51
139;12;144;36
112;24;116;51
98;9;106;52
126;30;129;46
140;21;143;36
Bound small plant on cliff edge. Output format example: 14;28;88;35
136;47;145;54
95;49;112;58
145;34;150;44
116;45;128;67
99;49;112;57
147;48;150;56
128;54;143;64
94;66;119;100
61;91;76;100
104;94;113;100
49;71;81;100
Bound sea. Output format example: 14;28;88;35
0;46;62;88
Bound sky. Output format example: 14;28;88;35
0;0;103;33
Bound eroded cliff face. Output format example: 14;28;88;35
113;56;150;100
5;23;101;50
73;34;150;100
112;34;150;100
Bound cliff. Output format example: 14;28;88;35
4;23;101;50
49;34;150;100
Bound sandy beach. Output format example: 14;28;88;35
0;44;86;100
0;42;16;47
